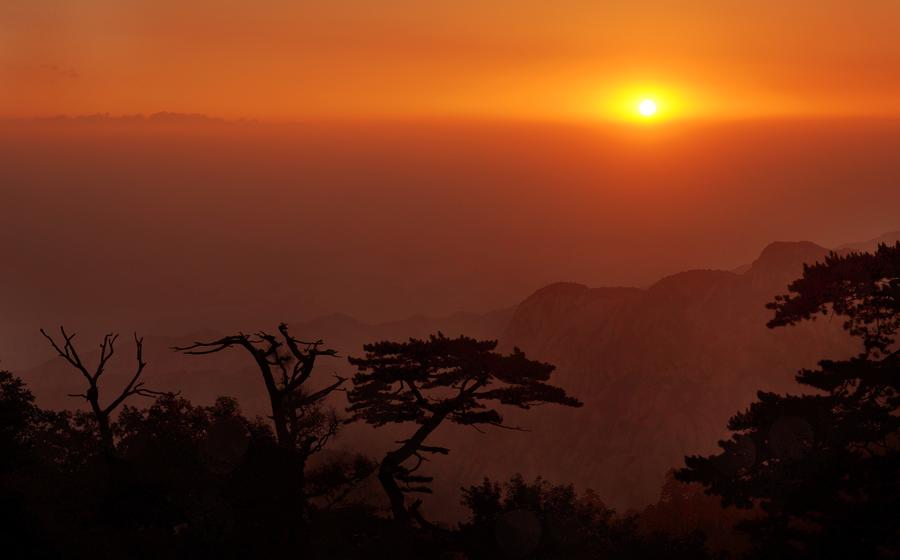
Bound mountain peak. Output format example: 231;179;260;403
526;282;590;299
742;241;830;290
750;241;829;272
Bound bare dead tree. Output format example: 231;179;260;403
40;326;164;456
173;323;345;467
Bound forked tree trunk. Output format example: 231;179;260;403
84;387;117;461
267;390;293;449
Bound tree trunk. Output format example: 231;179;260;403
268;391;293;449
378;410;448;523
87;391;116;458
95;412;114;452
378;463;410;523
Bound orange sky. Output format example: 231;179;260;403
3;1;900;121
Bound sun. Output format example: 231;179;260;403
599;86;681;121
638;99;658;117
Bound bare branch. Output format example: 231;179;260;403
93;333;119;382
486;421;530;432
102;333;150;415
297;375;347;406
278;322;306;361
172;335;250;355
41;327;93;383
41;326;162;457
417;444;450;455
278;323;337;388
175;325;341;460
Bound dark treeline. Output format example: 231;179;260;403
1;244;898;559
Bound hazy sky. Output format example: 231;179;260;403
3;3;900;369
3;1;900;120
2;118;899;355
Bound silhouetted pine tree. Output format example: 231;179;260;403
679;243;900;559
346;333;582;525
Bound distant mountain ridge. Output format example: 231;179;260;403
15;231;896;519
488;239;851;510
837;230;900;253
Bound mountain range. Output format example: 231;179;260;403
16;230;899;519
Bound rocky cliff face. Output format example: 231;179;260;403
484;240;856;509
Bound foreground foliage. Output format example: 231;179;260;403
5;245;898;557
0;369;713;559
679;243;900;559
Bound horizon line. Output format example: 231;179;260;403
5;111;900;128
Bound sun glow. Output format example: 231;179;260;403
638;99;658;117
597;84;689;122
